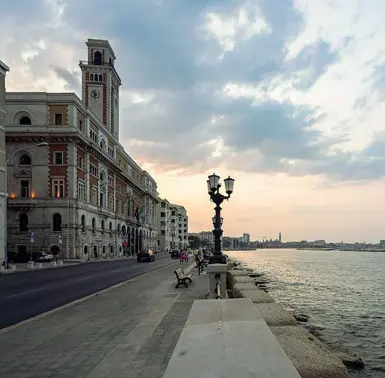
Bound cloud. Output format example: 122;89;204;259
3;0;385;183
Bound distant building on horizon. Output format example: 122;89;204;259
242;233;250;244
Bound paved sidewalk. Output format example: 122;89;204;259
0;263;208;378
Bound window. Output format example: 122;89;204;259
19;116;32;125
92;218;96;232
108;175;114;187
81;215;86;232
108;146;114;158
77;181;86;201
54;152;63;165
19;213;28;231
55;113;62;125
161;230;165;235
91;187;97;206
19;154;31;165
101;220;105;234
109;222;112;232
20;180;29;198
99;74;102;81
90;74;94;81
89;128;98;143
52;179;65;198
118;201;122;214
108;195;114;211
127;165;132;176
100;191;105;207
53;213;62;231
161;202;165;208
94;51;102;65
89;163;98;176
78;156;84;169
79;120;83;131
95;74;99;82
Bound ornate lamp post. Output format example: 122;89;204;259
207;173;234;264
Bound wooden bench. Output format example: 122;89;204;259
174;268;192;288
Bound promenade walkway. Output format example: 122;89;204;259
0;262;207;378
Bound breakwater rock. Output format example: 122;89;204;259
227;258;350;378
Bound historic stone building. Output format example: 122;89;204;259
4;39;159;260
157;199;188;251
0;60;10;264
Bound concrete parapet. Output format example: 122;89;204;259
271;326;349;378
163;298;302;378
254;303;297;326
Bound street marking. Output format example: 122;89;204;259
0;260;185;334
3;288;45;300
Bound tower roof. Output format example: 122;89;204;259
86;39;116;60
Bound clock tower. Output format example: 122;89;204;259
79;39;121;139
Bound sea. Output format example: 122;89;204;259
227;249;385;378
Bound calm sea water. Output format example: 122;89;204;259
227;249;385;378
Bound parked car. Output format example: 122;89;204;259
34;252;54;262
170;250;180;259
137;250;155;263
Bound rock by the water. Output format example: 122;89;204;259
328;343;365;370
255;278;270;285
294;313;309;323
249;271;264;278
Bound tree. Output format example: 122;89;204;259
188;235;201;249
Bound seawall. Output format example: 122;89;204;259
226;258;350;378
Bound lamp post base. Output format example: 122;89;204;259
209;253;227;264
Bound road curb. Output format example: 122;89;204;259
0;259;180;334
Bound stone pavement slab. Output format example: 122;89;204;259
0;263;208;378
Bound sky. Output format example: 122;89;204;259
2;0;385;243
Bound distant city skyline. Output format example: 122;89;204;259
2;1;385;243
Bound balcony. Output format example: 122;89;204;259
7;197;37;210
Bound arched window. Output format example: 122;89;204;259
117;224;121;235
53;213;62;231
99;74;102;82
122;225;126;236
90;73;94;81
94;51;102;65
19;116;32;125
19;154;32;165
95;74;98;82
100;139;106;150
19;213;28;231
109;221;112;232
101;220;105;233
84;245;88;255
81;215;86;232
92;218;96;232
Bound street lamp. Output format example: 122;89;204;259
3;142;48;269
207;173;235;264
212;216;223;227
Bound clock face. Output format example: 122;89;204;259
91;90;100;99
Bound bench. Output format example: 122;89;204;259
174;268;192;288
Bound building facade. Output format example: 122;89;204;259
4;39;159;260
0;60;9;265
157;199;188;251
189;231;215;247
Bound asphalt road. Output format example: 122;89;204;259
0;254;179;330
